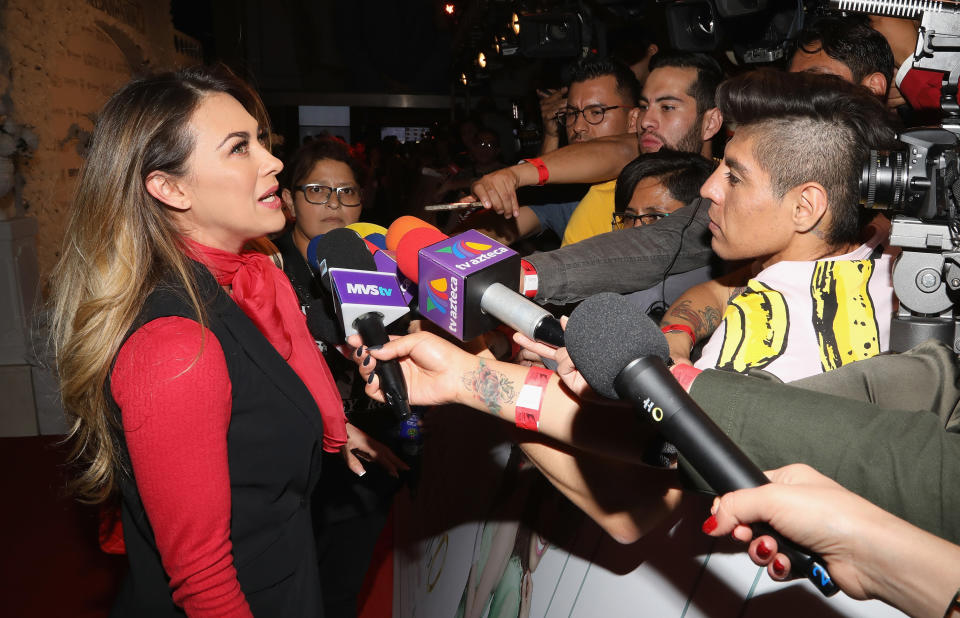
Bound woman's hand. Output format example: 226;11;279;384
347;331;474;408
704;464;895;601
340;423;410;478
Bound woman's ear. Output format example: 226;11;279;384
281;188;296;220
145;171;190;211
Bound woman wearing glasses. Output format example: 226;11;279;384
279;137;366;255
608;150;717;320
275;137;408;618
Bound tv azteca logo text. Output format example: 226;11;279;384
435;239;508;271
426;277;460;332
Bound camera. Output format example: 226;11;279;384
841;0;960;352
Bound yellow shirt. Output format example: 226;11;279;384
560;179;618;246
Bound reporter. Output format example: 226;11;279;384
705;464;960;618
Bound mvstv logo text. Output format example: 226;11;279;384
346;283;393;296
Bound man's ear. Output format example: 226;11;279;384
701;107;723;142
646;43;659;59
627;107;641;132
794;182;830;233
145;171;190;211
861;71;889;100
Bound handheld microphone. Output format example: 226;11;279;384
386;217;565;346
346;222;388;250
565;293;839;598
309;228;412;421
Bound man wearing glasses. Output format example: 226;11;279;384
467;56;640;247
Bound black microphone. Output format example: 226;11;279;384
308;228;412;421
565;293;839;598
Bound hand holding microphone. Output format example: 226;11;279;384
308;228;413;421
564;293;839;597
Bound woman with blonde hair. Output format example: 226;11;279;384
49;65;350;616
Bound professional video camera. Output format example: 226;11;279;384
836;0;960;353
662;0;827;64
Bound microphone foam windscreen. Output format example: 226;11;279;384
386;216;437;252
565;293;671;399
395;226;448;284
306;234;324;272
305;301;343;344
309;227;378;274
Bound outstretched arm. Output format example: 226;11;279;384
351;332;681;542
470;133;638;218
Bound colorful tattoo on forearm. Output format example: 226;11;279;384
461;359;518;414
667;299;723;340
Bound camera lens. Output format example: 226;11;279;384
861;149;907;210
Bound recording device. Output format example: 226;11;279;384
309;228;412;421
834;0;960;352
662;0;819;64
386;217;565;346
565;293;839;597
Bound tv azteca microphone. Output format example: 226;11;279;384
309;228;412;421
565;293;839;598
386;216;564;346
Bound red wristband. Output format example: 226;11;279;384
661;324;696;347
520;258;538;298
515;366;553;431
524;157;549;186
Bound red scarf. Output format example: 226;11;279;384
186;239;347;453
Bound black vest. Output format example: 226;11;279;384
109;265;326;617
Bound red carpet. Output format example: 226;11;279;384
0;435;126;617
0;435;395;616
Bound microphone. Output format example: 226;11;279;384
565;293;839;598
386;217;565;346
309;228;412;420
346;222;389;250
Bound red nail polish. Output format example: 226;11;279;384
773;558;786;575
701;515;718;534
756;541;772;560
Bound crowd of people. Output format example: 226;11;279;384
45;10;960;618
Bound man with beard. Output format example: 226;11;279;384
465;55;641;246
635;51;724;157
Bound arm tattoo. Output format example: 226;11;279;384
461;359;518;415
666;299;723;340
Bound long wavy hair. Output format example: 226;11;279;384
48;65;270;503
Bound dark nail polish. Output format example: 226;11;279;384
772;558;786;576
356;347;363;358
756;541;772;560
701;515;718;534
367;372;375;384
363;355;370;366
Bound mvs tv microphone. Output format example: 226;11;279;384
387;217;564;346
309;228;412;420
565;293;839;598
